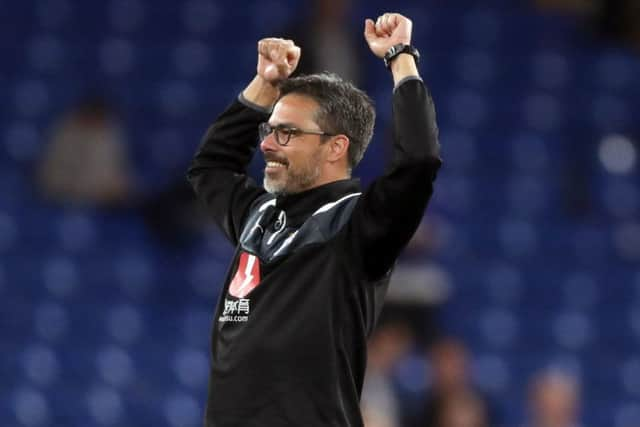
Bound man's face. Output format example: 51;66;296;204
431;340;469;391
531;375;579;427
260;94;329;195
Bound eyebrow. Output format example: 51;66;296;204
267;122;299;128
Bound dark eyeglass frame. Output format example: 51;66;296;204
259;122;335;146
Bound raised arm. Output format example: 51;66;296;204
187;39;300;244
348;13;442;280
364;13;420;86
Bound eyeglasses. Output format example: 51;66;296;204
258;122;335;146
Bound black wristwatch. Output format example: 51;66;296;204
383;43;420;70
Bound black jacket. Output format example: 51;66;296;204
187;78;442;427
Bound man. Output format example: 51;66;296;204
525;369;582;427
187;12;441;426
413;337;495;427
361;315;413;427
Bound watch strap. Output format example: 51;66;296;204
383;44;420;69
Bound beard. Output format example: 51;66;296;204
263;149;322;196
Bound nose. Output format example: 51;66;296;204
260;132;279;153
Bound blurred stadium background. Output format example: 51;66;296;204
1;0;640;426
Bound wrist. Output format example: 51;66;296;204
383;43;419;69
390;54;420;86
242;75;280;109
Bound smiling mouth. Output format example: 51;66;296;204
265;157;288;172
266;161;287;168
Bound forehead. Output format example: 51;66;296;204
270;94;319;126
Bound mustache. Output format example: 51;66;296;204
264;153;289;166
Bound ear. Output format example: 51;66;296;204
326;135;350;164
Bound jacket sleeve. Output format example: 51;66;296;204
186;97;270;245
346;78;442;280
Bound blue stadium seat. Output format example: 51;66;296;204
99;38;136;76
472;353;511;395
108;0;146;33
157;80;199;119
56;211;99;253
41;255;79;299
13;79;50;119
182;308;213;349
498;218;538;259
455;49;496;87
615;402;640;427
591;94;631;131
11;386;51;427
105;303;144;345
620;357;640;398
530;50;570;90
445;88;489;129
85;385;126;425
485;263;524;306
181;0;221;35
35;0;74;31
172;347;209;390
173;39;211;77
33;300;69;343
164;390;202;427
594;53;636;91
479;308;519;349
0;212;19;253
27;35;67;73
438;128;477;173
562;271;600;309
509;132;551;173
3;121;42;164
21;343;61;387
113;250;155;298
521;92;563;132
188;256;227;299
96;345;136;388
506;173;549;218
552;310;593;351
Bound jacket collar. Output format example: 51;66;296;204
274;178;361;225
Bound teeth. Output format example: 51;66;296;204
267;161;286;168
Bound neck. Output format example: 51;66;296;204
311;172;350;190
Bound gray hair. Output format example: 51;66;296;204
278;72;376;170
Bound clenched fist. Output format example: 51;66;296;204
257;38;301;83
364;13;412;58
